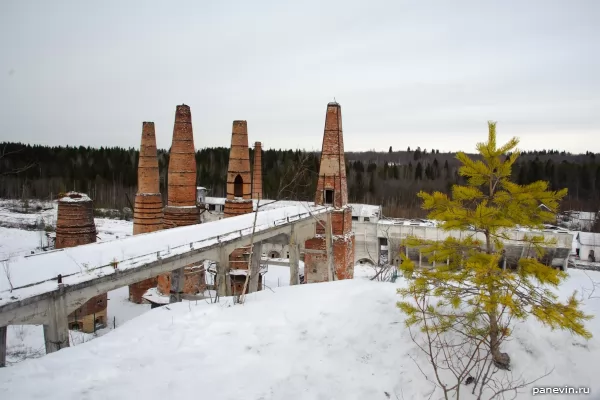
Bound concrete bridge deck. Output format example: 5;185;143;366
0;204;329;328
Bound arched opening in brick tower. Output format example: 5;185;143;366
234;174;243;198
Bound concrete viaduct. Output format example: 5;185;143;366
0;205;333;366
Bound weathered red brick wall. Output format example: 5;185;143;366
315;208;352;236
304;234;355;283
252;141;263;200
70;293;108;317
55;194;96;249
304;238;328;283
137;121;160;195
223;200;253;218
231;275;263;296
157;263;207;295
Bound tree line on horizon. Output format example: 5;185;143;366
1;142;598;226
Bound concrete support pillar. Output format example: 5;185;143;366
249;242;263;293
432;251;436;268
217;247;230;297
44;294;70;354
418;249;422;268
562;256;569;271
0;326;6;367
169;267;185;303
289;226;300;286
325;212;335;281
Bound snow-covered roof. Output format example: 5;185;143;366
378;218;437;227
58;192;91;203
205;197;226;205
566;211;598;221
349;204;381;218
577;232;600;247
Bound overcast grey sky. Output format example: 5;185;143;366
0;0;598;153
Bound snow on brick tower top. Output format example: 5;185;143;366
252;141;263;200
137;121;160;195
55;192;96;249
167;104;197;208
314;101;348;208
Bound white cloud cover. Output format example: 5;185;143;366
0;0;598;153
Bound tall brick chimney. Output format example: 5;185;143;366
304;102;355;283
163;104;199;227
55;192;108;333
157;105;205;299
223;121;262;295
130;122;163;303
223;120;253;217
252;141;263;200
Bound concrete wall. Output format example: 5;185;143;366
353;221;379;264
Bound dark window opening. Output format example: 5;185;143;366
324;189;334;204
208;204;216;211
364;217;370;222
379;237;388;246
69;322;80;331
234;175;243;198
351;216;359;221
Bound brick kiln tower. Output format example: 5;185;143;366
252;141;263;200
129;122;163;303
223;121;263;295
157;105;205;299
163;104;199;228
55;192;107;333
304;102;355;283
223;120;253;217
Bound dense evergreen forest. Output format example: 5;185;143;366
1;142;599;219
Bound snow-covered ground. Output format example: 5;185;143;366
0;201;149;366
0;266;598;399
0;202;305;367
2;200;600;399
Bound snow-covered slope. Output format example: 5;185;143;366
1;269;598;400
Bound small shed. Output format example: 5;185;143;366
575;232;600;262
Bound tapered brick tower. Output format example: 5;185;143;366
223;121;262;295
129;122;163;303
55;192;107;333
223;120;253;217
252;141;263;200
304;102;355;283
156;105;205;299
163;104;199;228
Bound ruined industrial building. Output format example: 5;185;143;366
55;192;107;333
0;100;575;369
